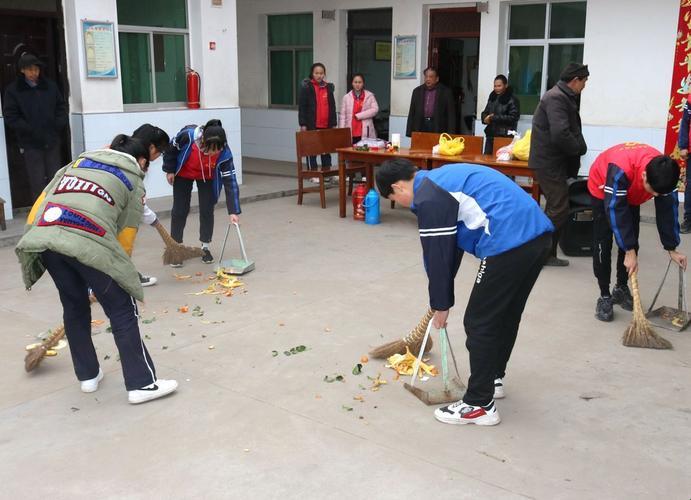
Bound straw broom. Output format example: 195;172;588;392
152;220;204;265
24;295;100;372
623;272;673;349
370;308;435;359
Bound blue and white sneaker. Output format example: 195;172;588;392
434;400;500;426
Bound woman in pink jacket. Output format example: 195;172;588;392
339;74;379;143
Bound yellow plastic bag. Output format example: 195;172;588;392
512;129;531;161
438;133;465;156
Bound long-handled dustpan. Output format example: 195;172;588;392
404;322;465;405
646;259;690;331
216;222;255;275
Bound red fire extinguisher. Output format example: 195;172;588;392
186;68;200;109
352;183;367;221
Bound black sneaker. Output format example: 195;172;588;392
595;296;614;322
139;272;158;287
544;256;569;267
611;284;633;311
681;219;691;234
201;248;214;264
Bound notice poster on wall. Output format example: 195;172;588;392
82;20;117;78
393;36;416;79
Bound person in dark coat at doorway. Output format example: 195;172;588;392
3;52;68;200
406;67;456;137
529;62;589;266
480;74;520;154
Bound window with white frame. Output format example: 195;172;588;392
268;13;313;107
506;1;586;114
117;0;189;106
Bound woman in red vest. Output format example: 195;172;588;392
339;73;379;144
298;63;336;182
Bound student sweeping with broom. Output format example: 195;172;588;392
15;134;178;404
376;159;553;426
587;142;687;322
163;119;241;266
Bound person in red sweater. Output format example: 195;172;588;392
298;63;336;182
588;142;686;321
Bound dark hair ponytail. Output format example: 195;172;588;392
110;134;148;160
132;123;170;154
204;119;222;128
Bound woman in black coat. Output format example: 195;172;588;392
298;62;336;178
481;74;520;154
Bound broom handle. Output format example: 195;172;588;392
410;319;433;389
152;219;179;248
630;272;645;318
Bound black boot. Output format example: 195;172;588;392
544;229;569;266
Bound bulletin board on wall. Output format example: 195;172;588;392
82;20;117;78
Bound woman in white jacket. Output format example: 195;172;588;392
339;74;379;143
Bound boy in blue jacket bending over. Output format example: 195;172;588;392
377;160;553;426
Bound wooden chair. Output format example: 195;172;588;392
295;128;366;209
492;136;514;156
410;132;483;155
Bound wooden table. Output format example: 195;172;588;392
336;147;429;218
427;153;540;202
335;148;540;217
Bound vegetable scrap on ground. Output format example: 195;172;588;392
386;348;438;378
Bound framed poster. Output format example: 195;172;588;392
393;35;416;79
374;41;391;61
82;20;117;78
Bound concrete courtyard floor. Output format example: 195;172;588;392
1;183;690;499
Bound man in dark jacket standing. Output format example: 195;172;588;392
529;62;589;266
406;67;456;137
3;53;68;200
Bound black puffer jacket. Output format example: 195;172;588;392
3;76;68;149
528;81;587;177
480;87;520;138
298;79;336;130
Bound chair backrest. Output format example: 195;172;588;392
295;128;352;163
410;132;483;155
492;136;513;156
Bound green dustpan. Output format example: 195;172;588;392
217;222;255;275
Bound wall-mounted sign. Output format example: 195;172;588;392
82;20;117;78
393;35;416;79
375;41;391;61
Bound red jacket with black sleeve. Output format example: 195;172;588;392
587;142;680;251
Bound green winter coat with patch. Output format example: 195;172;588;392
16;149;146;300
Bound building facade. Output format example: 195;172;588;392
0;0;680;220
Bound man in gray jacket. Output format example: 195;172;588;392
529;62;589;266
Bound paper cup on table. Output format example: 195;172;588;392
391;133;401;148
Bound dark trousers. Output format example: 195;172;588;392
483;136;494;155
23;143;62;200
41;250;156;390
171;177;215;244
534;166;570;257
422;117;435;132
462;232;551;406
592;196;640;296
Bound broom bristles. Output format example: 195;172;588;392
25;325;65;372
370;308;435;359
623;272;673;350
153;220;204;264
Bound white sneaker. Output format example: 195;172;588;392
493;378;505;399
434;400;500;426
80;368;104;393
139;273;158;287
309;177;320;183
128;379;178;404
169;262;183;268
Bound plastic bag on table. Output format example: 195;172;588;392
496;131;519;161
355;138;387;150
